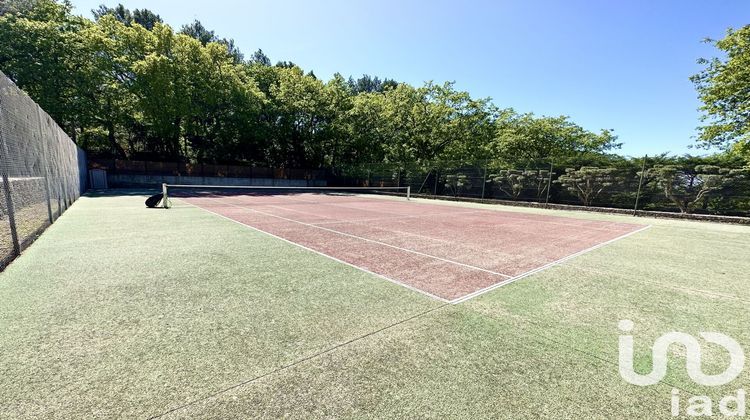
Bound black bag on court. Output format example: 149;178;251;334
145;193;163;208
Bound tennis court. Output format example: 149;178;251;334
3;191;750;418
172;187;649;302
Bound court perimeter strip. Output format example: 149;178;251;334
183;197;652;304
149;302;450;419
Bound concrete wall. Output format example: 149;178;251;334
107;173;328;188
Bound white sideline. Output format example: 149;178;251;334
178;198;451;303
310;210;487;225
215;198;513;279
254;194;487;224
178;197;652;305
448;224;653;304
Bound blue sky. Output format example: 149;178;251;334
70;0;750;157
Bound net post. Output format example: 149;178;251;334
633;154;647;216
406;186;411;200
162;183;169;208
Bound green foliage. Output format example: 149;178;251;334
178;19;242;62
646;164;748;213
131;8;161;30
555;167;623;206
249;49;271;66
487;169;551;200
179;19;215;45
348;82;499;164
493;113;621;161
444;174;471;196
347;74;397;94
692;26;750;161
0;0;40;15
0;0;662;171
92;4;162;30
0;0;93;138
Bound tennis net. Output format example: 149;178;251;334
160;184;410;208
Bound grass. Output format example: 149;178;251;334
0;191;748;418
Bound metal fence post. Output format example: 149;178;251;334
544;159;553;208
433;168;439;195
36;107;54;224
0;172;19;256
0;103;21;256
633;154;648;216
480;160;488;200
417;169;431;194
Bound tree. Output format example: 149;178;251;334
488;169;550;200
82;14;156;157
1;0;41;15
345;91;388;163
691;26;750;160
265;66;329;167
249;49;271;66
647;164;747;213
92;4;162;30
347;74;397;93
372;82;497;164
275;60;297;69
555;167;622;206
0;0;95;141
92;4;132;25
444;174;471;196
0;0;644;174
494;113;620;163
132;8;162;30
178;20;242;63
179;20;215;45
217;38;243;63
319;73;354;170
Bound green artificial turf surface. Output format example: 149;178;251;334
0;192;748;418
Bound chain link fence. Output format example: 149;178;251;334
0;71;87;270
340;159;750;217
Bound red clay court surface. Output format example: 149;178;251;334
178;192;649;303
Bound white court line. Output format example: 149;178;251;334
181;196;652;304
214;197;513;279
177;198;451;303
311;210;487;225
273;192;416;217
349;193;645;233
255;201;486;226
449;224;653;304
264;204;459;246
